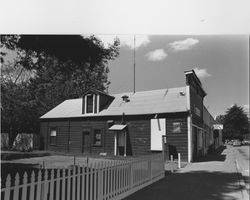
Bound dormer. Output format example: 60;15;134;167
82;88;114;114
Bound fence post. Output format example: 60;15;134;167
4;175;11;200
13;173;20;200
178;153;181;169
130;159;133;189
170;155;174;173
30;171;35;200
22;172;28;200
37;170;42;200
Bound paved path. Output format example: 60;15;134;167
125;146;247;200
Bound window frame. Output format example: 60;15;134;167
172;122;181;133
49;127;57;146
93;129;102;147
84;93;99;114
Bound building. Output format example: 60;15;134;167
40;70;217;162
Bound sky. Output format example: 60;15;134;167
96;35;249;117
1;0;250;117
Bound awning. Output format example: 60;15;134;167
109;124;127;131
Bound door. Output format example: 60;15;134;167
117;131;126;156
192;127;198;161
82;130;91;153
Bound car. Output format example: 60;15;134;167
233;140;241;146
242;139;250;145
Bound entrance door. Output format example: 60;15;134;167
82;130;91;153
117;131;126;156
192;127;198;161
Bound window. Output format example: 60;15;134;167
93;129;102;146
87;94;94;113
50;128;57;145
173;122;181;133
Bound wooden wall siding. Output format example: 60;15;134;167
190;86;204;127
40;113;189;157
126;120;151;155
166;117;188;161
40;122;49;150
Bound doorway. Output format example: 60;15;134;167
82;130;91;153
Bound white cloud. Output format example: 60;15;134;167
146;49;167;61
194;67;211;79
169;38;199;51
120;35;150;49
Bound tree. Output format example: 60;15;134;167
215;115;225;124
223;104;249;140
1;35;120;145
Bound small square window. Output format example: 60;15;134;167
50;128;57;145
173;122;181;133
93;129;102;146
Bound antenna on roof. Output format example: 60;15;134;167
133;35;136;94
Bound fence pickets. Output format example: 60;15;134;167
1;153;164;200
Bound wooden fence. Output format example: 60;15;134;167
1;153;165;200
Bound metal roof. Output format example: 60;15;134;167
109;124;127;131
40;86;188;119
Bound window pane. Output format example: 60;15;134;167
93;129;102;146
87;95;93;113
50;130;56;136
50;128;57;145
173;122;181;133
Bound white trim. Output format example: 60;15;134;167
187;115;192;162
93;94;95;113
186;85;190;110
97;94;100;113
84;95;87;114
124;132;127;157
114;132;117;156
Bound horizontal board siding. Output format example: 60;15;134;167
166;116;188;161
127;119;151;155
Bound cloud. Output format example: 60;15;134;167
85;35;150;49
194;67;211;79
120;35;150;49
146;49;167;61
169;38;199;51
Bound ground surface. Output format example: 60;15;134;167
125;145;249;200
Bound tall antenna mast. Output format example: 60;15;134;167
133;35;136;93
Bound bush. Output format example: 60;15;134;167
12;133;34;152
1;133;9;150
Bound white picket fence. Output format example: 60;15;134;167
1;153;165;200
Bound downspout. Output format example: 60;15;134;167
186;85;192;162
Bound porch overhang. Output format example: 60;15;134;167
109;124;127;131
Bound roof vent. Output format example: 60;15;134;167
122;95;130;102
180;91;185;96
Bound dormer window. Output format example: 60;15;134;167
86;94;94;113
82;89;115;115
83;93;98;114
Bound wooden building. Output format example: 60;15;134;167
40;70;216;162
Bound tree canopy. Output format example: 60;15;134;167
1;35;120;144
222;104;249;140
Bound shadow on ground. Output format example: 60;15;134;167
194;146;226;162
125;170;241;200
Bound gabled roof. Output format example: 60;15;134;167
40;86;188;119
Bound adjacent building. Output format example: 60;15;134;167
40;70;218;162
